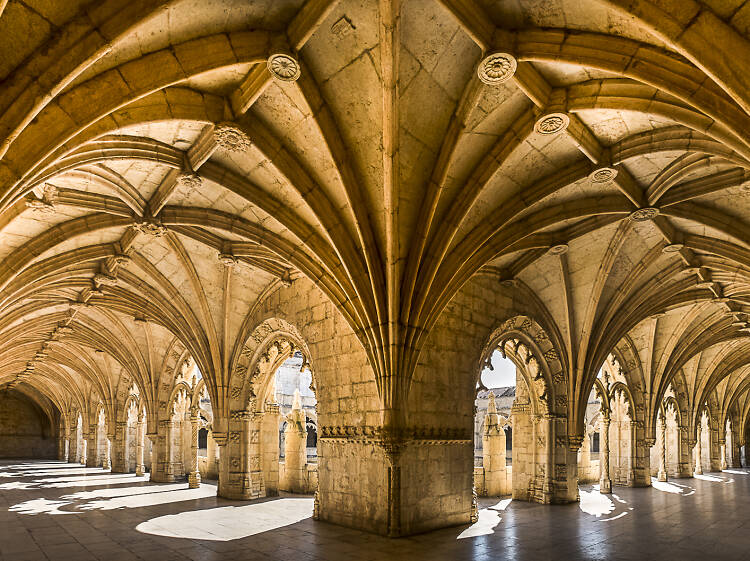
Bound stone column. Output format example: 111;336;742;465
85;430;98;467
188;407;201;488
149;420;175;482
599;413;612;493
482;393;507;496
111;423;127;473
57;437;66;460
657;416;667;482
135;413;146;476
67;429;77;463
731;441;742;468
102;435;112;470
719;440;727;470
282;390;308;493
694;426;703;475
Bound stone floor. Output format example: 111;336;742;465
0;461;748;561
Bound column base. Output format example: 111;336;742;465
657;471;667;482
599;478;612;494
135;465;145;477
188;471;201;488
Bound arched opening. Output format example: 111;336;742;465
699;410;712;473
125;398;139;472
474;350;515;497
275;351;318;494
584;356;636;493
578;386;602;484
95;407;110;469
76;414;85;464
725;419;733;469
195;377;217;483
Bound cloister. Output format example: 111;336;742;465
1;0;750;558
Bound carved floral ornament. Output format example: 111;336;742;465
267;52;301;82
535;113;569;135
476;52;517;85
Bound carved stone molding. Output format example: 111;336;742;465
267;52;301;82
319;425;472;446
535;113;569;135
477;52;517;85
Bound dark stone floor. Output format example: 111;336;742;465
0;460;748;560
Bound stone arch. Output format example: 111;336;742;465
227;317;314;415
222;316;316;500
475;314;574;504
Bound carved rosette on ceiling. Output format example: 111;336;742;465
534;113;570;135
477;52;517;85
213;122;252;152
267;52;301;82
629;207;660;222
589;167;618;184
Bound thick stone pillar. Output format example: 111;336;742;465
694;427;703;475
111;423;128;473
57;432;67;461
135;414;146;476
481;393;507;496
657;417;667;482
599;413;612;493
150;421;175;482
188;407;201;488
217;411;265;499
282;391;309;493
85;430;98;467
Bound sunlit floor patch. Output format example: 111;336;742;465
579;488;615;517
722;469;748;475
694;473;730;483
10;482;217;515
457;508;501;539
136;497;313;541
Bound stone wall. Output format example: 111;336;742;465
0;391;56;459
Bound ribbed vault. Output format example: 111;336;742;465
1;0;750;492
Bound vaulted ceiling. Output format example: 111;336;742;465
1;0;749;434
